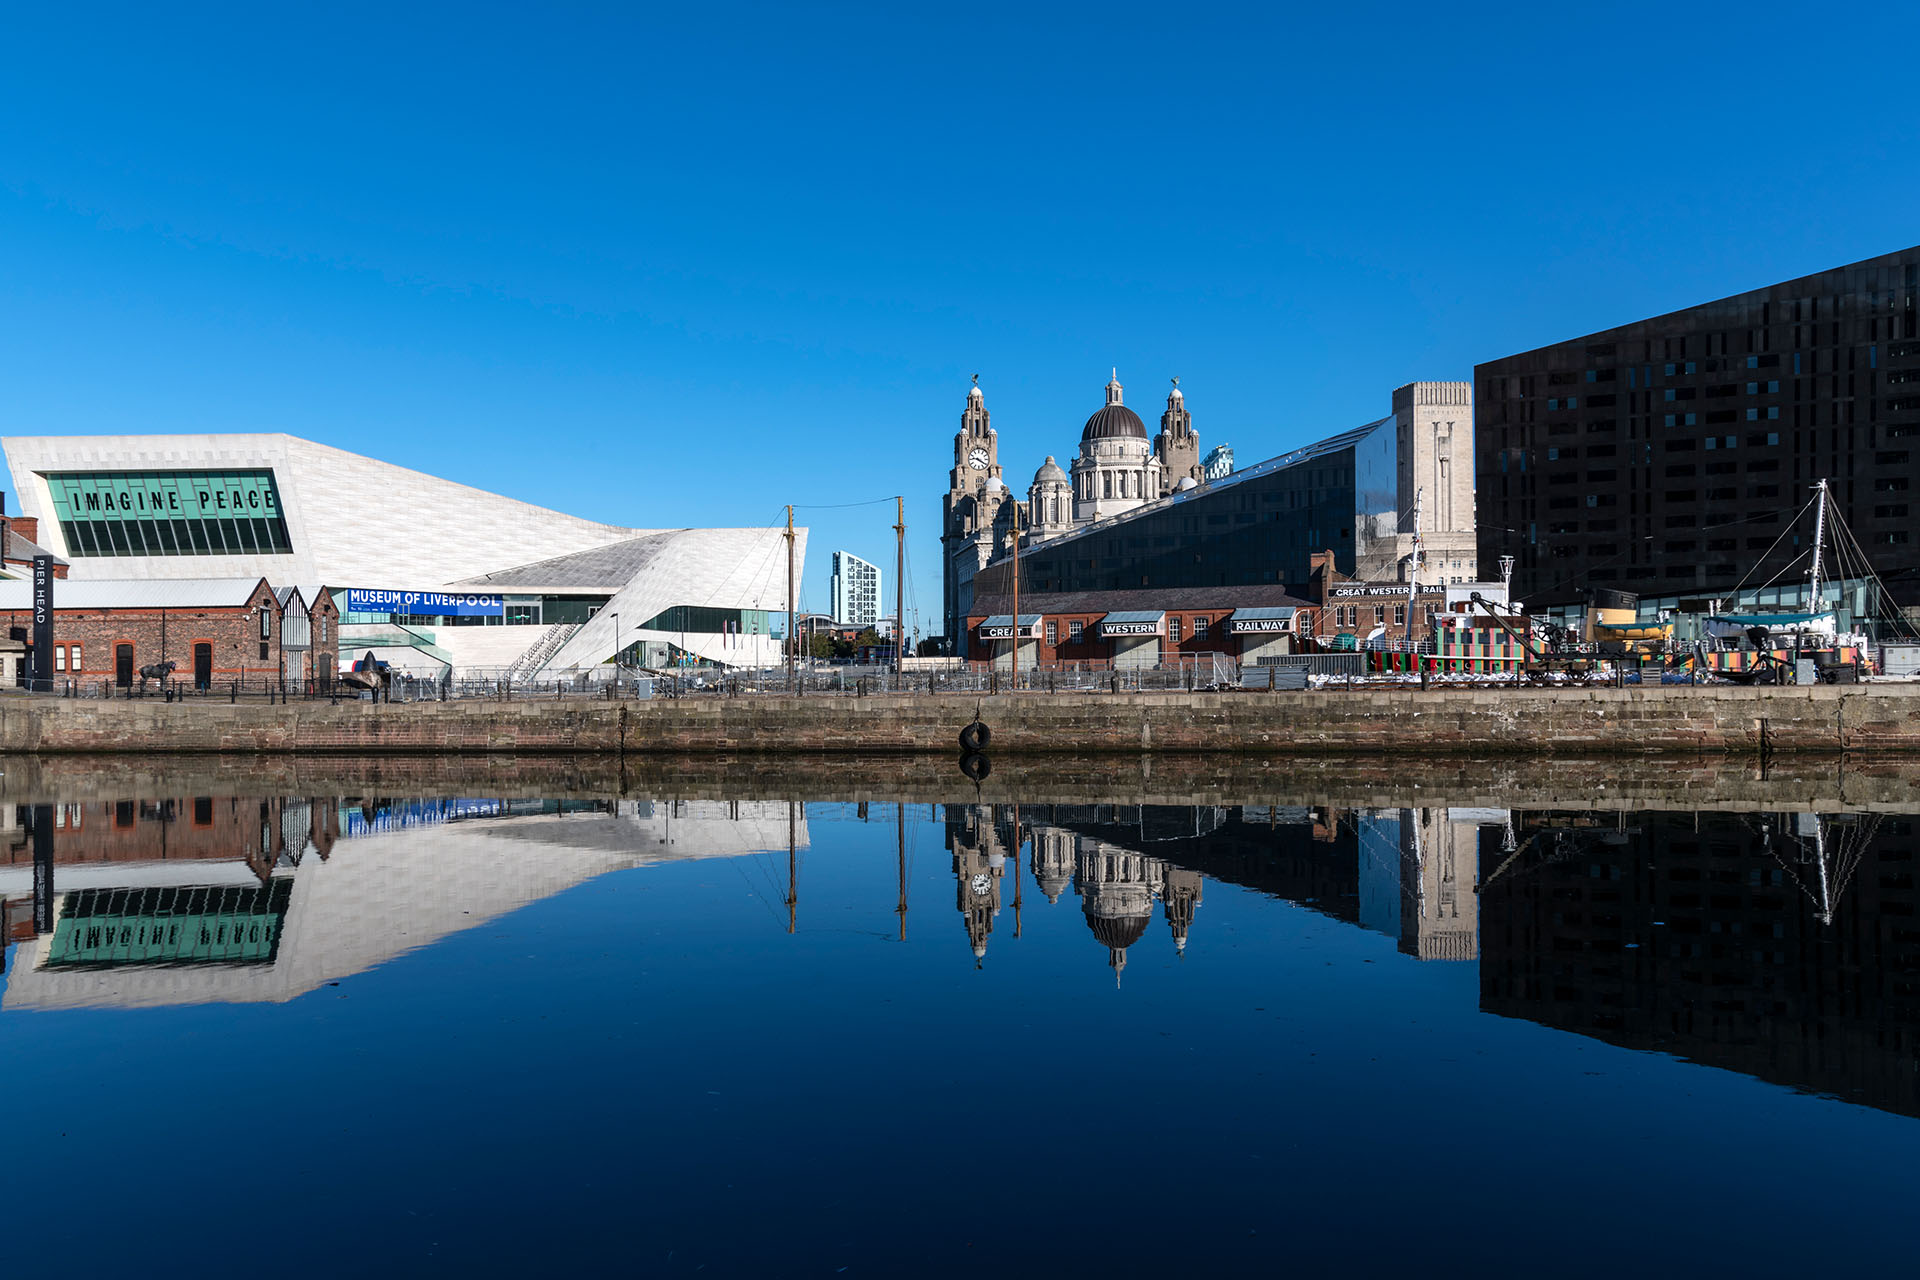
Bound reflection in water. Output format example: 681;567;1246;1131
944;799;1920;1116
0;797;807;1009
3;791;1916;1119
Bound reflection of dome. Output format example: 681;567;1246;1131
1082;403;1148;442
1085;910;1150;951
1033;455;1069;484
1174;475;1198;492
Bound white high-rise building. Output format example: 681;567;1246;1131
830;551;880;626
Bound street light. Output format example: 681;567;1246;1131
611;612;620;690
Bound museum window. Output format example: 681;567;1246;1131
71;645;81;672
1068;620;1084;643
54;646;65;672
1169;617;1182;644
1193;617;1209;641
1045;621;1057;645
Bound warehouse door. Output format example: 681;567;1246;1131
194;643;212;689
115;644;133;689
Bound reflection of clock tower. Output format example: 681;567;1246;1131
942;377;1008;659
946;803;1006;966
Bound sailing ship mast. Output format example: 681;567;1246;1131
1808;479;1829;613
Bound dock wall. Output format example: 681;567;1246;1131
0;684;1915;756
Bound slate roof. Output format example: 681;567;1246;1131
0;577;269;609
446;533;677;591
968;584;1311;618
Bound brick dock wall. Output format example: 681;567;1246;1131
0;684;1916;756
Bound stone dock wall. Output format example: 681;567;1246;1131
0;684;1916;756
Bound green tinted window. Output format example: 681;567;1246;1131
44;470;293;558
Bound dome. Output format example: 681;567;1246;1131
1174;475;1199;492
986;476;1009;494
1081;403;1148;442
1033;455;1069;485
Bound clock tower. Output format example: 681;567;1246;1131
942;376;1009;657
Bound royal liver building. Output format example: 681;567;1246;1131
941;371;1202;656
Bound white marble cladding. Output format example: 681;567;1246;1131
2;433;645;589
541;524;806;674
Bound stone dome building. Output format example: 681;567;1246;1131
1071;372;1160;524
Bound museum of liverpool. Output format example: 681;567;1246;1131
0;433;805;681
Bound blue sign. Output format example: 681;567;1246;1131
344;588;504;617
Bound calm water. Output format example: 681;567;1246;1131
3;784;1917;1275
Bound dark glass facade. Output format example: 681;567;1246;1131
1475;245;1920;607
974;422;1387;600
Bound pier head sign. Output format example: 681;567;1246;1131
344;588;504;618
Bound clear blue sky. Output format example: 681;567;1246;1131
2;3;1916;640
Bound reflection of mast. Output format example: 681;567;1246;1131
1012;802;1023;939
1760;810;1878;927
896;803;907;941
787;800;797;934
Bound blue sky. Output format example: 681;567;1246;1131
2;2;1916;640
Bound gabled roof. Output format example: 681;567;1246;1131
4;528;66;565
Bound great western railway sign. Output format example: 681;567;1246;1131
1328;584;1446;599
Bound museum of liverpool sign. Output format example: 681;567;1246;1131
344;589;504;617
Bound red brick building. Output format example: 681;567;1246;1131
0;576;336;691
966;585;1313;669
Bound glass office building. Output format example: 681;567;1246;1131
974;418;1399;600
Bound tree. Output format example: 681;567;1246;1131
808;633;835;660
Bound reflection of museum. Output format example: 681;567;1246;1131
0;796;808;1010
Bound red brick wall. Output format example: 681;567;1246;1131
306;591;339;685
0;580;284;687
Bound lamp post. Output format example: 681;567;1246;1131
611;612;620;690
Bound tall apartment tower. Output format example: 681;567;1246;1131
830;551;881;626
1475;244;1920;608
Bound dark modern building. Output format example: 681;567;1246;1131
1479;809;1920;1119
1475;244;1920;613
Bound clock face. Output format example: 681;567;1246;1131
970;873;992;896
967;448;990;471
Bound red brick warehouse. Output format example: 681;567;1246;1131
0;576;337;690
